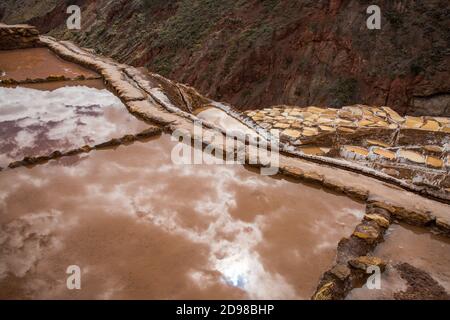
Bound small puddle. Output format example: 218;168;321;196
0;135;364;299
347;223;450;299
0;48;99;81
0;85;149;167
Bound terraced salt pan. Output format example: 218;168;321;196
0;86;149;167
4;79;106;91
347;223;450;299
0;135;364;299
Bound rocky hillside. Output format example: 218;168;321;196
1;0;449;115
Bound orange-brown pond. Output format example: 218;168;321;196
0;86;149;167
0;134;365;299
347;223;450;299
0;48;99;81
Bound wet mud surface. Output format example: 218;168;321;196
0;135;364;299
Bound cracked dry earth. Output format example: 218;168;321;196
0;24;449;300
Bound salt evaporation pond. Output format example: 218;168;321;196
0;86;149;167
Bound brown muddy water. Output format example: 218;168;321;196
0;85;149;167
347;223;450;299
0;48;99;81
0;134;365;299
